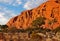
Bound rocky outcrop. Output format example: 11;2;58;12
7;0;60;29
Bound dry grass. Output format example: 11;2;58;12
0;32;60;41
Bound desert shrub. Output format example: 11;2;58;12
0;25;8;32
53;26;60;33
8;27;17;33
30;16;46;33
30;32;43;41
48;18;57;25
32;16;45;28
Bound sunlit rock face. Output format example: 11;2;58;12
49;0;60;3
7;0;60;30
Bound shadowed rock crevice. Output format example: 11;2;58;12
13;16;18;23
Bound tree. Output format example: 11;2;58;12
0;25;8;32
32;16;45;28
0;25;2;32
1;25;8;28
30;16;46;33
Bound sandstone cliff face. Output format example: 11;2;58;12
7;0;60;29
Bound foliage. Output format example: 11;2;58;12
32;17;45;28
17;29;25;33
31;32;39;39
0;25;8;32
53;26;60;33
29;16;52;33
48;18;57;25
30;31;43;41
9;27;17;33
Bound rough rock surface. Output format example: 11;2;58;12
7;0;60;29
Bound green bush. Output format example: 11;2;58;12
32;17;45;28
0;25;8;32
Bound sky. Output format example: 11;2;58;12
0;0;47;25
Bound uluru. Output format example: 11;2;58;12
7;0;60;30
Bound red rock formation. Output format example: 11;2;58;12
7;0;60;29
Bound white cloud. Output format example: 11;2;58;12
0;12;7;24
0;0;22;6
12;0;22;6
0;7;18;25
0;12;8;25
0;12;5;18
24;0;47;10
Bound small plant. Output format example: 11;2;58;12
32;16;45;28
53;26;60;33
48;18;57;25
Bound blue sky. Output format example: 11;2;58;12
0;0;47;25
